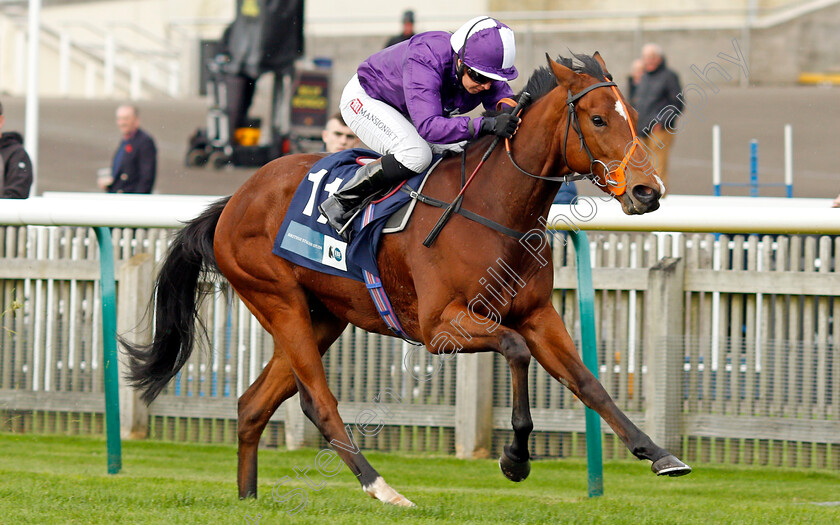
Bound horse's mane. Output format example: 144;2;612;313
519;52;612;108
481;52;612;122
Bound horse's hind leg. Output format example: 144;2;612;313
236;285;414;506
237;354;296;499
284;318;414;506
236;298;347;499
520;305;691;476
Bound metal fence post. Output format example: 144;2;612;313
644;257;685;455
749;140;759;197
94;226;121;474
116;253;153;439
570;230;603;498
455;353;493;459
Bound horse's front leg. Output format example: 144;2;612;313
423;304;534;481
519;304;691;476
497;334;533;482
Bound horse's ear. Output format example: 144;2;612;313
546;53;575;85
592;51;613;80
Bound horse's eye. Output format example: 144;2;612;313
591;116;606;127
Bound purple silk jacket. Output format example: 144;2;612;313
356;31;514;144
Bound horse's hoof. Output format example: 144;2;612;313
363;476;416;507
499;446;530;482
651;455;692;477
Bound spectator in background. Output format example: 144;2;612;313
384;10;415;48
0;99;33;199
635;43;682;191
322;112;361;153
627;58;644;107
99;104;157;193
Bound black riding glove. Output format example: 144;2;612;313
480;114;521;139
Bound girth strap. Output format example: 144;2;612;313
400;185;527;240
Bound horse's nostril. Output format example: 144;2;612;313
632;185;658;204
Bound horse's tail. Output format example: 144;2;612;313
123;196;231;405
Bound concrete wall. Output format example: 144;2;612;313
36;0;492;38
0;0;491;97
753;2;840;82
489;0;791;12
2;0;839;100
309;1;840;114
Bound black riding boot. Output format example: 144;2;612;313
318;154;413;240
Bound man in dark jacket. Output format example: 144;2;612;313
101;104;157;193
384;10;415;49
0;99;34;199
635;43;682;191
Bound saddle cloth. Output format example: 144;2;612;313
272;148;436;283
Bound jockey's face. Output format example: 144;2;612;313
459;61;493;94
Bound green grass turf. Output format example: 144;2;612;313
1;433;838;524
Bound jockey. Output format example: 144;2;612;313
319;16;521;239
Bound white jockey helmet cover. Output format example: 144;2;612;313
450;16;518;82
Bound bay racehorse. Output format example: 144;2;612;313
126;52;688;507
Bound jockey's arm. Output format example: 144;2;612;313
403;46;481;144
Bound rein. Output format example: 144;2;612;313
504;79;638;196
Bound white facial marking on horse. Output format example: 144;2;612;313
654;174;666;196
614;100;628;121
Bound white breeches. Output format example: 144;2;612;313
340;74;465;173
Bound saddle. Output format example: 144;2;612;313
272;148;437;283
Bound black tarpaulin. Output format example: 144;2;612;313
222;0;305;78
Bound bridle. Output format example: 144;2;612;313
504;78;639;197
419;74;641;247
